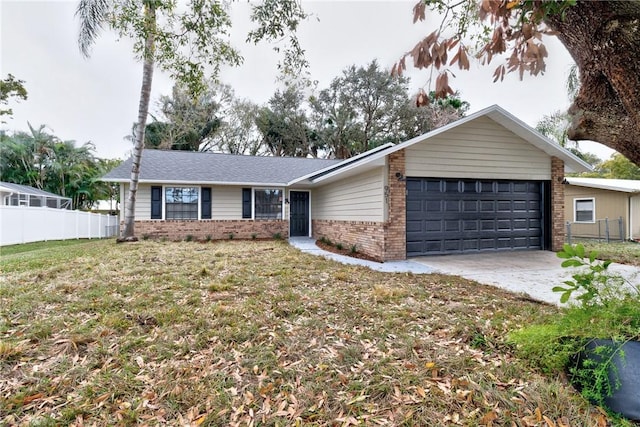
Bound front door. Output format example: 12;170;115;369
290;191;310;237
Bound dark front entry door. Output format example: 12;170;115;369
290;191;310;237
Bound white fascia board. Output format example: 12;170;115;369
306;154;387;184
105;178;290;187
485;107;592;173
370;104;592;174
286;142;395;186
565;179;640;194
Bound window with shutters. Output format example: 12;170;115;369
165;187;198;220
254;189;283;219
574;198;595;223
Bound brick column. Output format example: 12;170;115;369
384;150;406;260
550;156;565;251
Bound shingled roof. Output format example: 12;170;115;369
102;149;342;185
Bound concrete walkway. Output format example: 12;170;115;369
289;238;640;305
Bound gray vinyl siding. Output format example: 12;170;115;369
405;116;551;180
212;186;243;219
312;167;385;222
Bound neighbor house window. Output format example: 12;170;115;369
254;189;283;219
165;187;198;220
574;198;595;223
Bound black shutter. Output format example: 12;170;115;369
151;186;162;219
201;187;212;219
242;188;252;219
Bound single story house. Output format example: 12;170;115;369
565;177;640;241
0;181;72;209
103;105;591;261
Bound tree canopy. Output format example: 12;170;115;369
0;74;28;122
396;1;640;165
257;61;468;159
0;125;119;210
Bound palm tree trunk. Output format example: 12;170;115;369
121;2;156;240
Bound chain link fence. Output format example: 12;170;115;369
565;216;625;244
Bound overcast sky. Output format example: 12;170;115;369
1;0;614;161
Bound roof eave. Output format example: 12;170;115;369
286;143;395;186
101;178;290;187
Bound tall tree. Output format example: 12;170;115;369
256;86;318;157
143;82;226;151
310;62;467;158
0;74;28;122
395;1;640;165
204;96;263;155
76;0;307;240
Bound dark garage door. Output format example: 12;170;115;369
406;178;544;256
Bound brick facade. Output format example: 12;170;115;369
383;150;406;261
550;156;565;251
129;220;288;241
312;220;385;261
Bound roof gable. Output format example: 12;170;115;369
305;105;592;185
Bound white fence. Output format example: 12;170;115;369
0;206;119;246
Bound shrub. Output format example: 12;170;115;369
273;232;282;240
228;233;234;240
336;243;343;250
350;244;358;254
251;233;257;240
205;234;212;242
185;234;194;242
509;244;640;410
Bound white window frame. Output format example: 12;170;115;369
252;187;285;220
162;185;201;220
574;197;595;223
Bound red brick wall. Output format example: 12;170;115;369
312;219;385;262
551;156;565;251
128;220;288;241
384;150;406;260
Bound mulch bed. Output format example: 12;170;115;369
315;240;381;262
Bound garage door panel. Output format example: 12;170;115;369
406;178;543;256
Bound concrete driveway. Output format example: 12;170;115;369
412;251;640;305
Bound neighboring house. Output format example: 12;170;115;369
564;177;640;241
102;105;591;261
0;181;72;209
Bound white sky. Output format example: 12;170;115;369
0;0;615;161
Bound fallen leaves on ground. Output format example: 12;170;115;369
0;240;605;425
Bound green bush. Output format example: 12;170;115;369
509;244;640;409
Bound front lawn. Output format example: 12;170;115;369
576;240;640;267
0;240;606;425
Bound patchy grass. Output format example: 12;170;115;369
574;240;640;267
0;239;99;257
0;240;609;425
